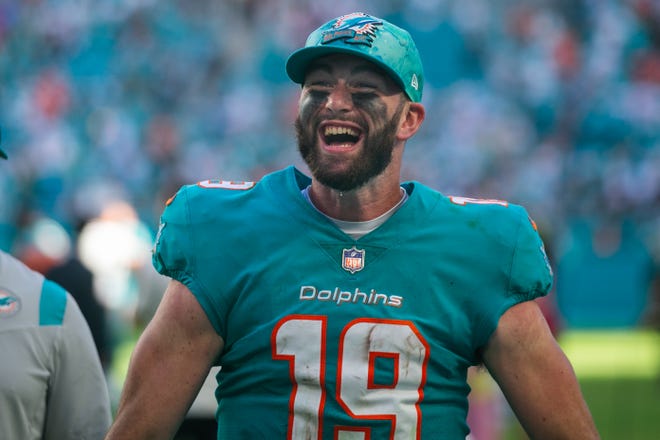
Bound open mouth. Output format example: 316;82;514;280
321;124;362;147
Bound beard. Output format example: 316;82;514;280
295;103;405;192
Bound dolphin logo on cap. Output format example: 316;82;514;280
321;13;383;47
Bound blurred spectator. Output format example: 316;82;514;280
77;199;157;318
46;218;113;371
556;216;656;328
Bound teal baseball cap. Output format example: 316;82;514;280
286;12;424;103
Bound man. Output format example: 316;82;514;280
0;145;112;439
106;12;599;439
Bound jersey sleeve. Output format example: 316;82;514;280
470;203;554;350
44;288;111;440
151;185;227;338
152;186;195;282
508;208;553;301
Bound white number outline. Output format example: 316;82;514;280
197;179;255;190
449;196;508;207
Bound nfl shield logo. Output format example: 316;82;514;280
342;247;365;274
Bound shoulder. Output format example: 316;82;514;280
0;251;45;320
439;194;549;271
152;171;286;276
412;185;551;275
161;168;298;227
407;182;520;214
444;195;526;221
446;195;535;239
0;251;74;328
441;195;553;299
402;182;540;247
163;167;298;213
0;250;44;291
410;182;532;234
166;179;257;210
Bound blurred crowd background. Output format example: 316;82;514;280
1;0;659;438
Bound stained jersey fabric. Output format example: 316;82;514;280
153;165;553;439
0;250;111;440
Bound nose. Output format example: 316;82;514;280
325;84;353;114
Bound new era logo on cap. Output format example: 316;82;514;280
411;73;419;91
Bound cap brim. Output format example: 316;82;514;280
286;45;405;93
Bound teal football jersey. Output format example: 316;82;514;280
153;166;553;439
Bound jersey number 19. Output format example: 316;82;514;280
272;316;430;439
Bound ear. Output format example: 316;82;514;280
396;102;425;141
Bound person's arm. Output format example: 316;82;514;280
105;280;224;440
482;300;600;439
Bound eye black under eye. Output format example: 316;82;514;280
308;89;329;99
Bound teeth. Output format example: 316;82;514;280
324;126;358;137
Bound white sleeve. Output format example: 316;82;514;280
43;293;112;440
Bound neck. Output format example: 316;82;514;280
308;174;404;222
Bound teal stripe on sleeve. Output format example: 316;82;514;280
39;279;68;326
